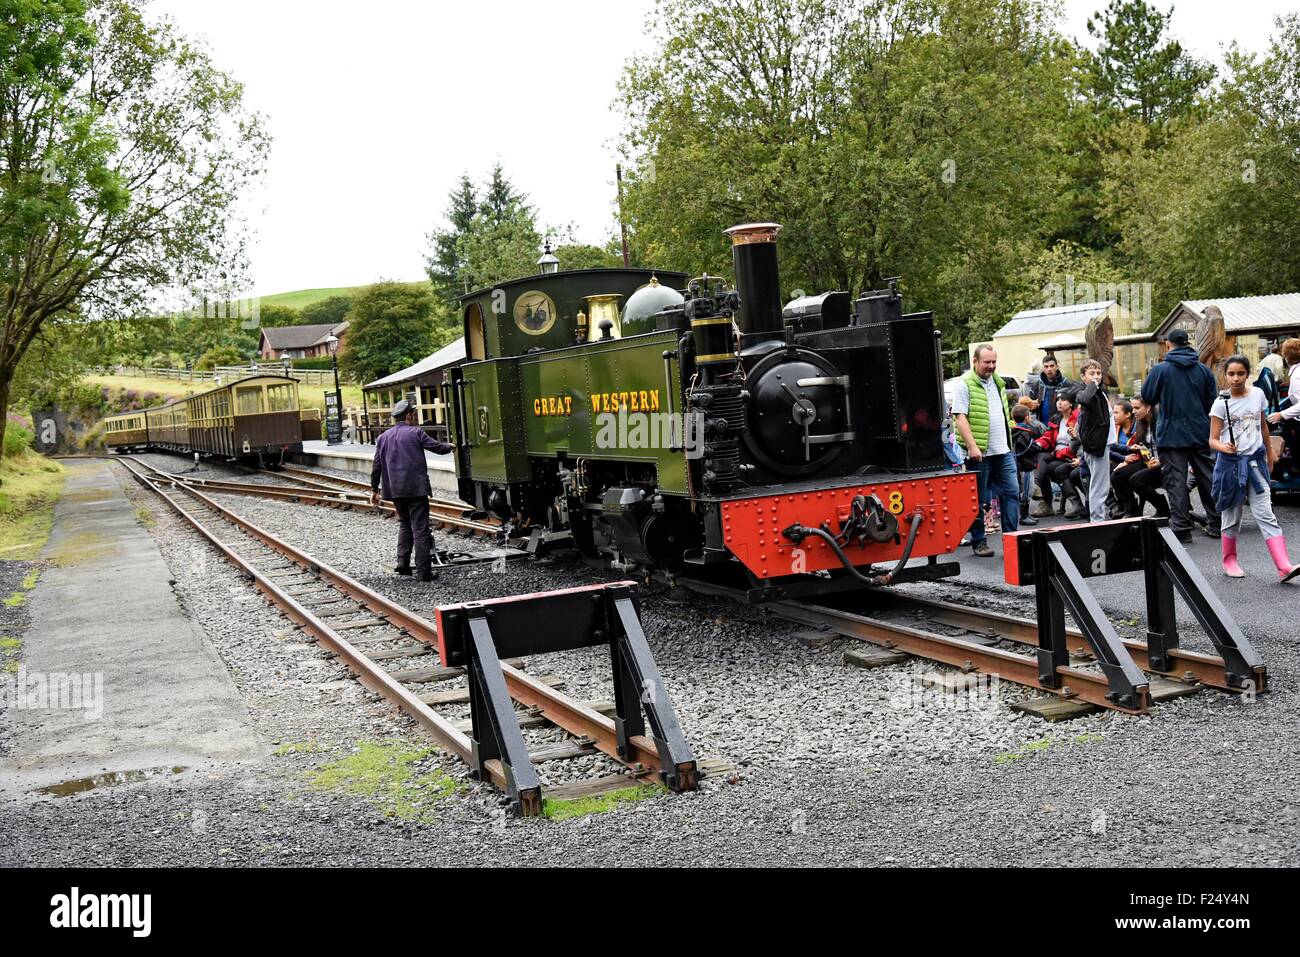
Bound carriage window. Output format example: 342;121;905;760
267;384;295;412
235;387;264;415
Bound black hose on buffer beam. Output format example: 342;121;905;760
782;510;925;587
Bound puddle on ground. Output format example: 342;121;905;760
35;765;187;797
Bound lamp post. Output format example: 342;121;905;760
326;333;343;445
537;238;559;274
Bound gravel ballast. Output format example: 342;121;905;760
1;453;1296;867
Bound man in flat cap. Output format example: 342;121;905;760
1140;327;1221;542
370;398;453;580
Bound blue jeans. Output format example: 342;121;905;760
969;452;1021;544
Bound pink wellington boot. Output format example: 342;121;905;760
1221;536;1245;578
1265;536;1300;583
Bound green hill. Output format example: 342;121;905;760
258;281;431;310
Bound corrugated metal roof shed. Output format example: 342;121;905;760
993;300;1116;338
364;337;466;389
1160;293;1300;335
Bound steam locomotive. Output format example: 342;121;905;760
445;224;978;601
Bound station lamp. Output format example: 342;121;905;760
537;238;559;275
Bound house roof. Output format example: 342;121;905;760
259;321;348;351
993;301;1117;338
1157;293;1300;337
364;337;467;389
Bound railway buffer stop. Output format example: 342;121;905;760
435;582;698;815
1003;517;1267;712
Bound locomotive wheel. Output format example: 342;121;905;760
639;513;703;571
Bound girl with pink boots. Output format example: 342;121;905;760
1209;354;1300;583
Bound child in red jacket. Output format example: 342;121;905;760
1031;392;1082;517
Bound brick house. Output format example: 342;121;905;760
258;321;349;360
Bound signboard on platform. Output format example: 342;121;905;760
324;392;342;445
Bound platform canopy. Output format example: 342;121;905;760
364;337;466;390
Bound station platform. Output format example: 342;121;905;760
0;459;261;794
292;439;458;494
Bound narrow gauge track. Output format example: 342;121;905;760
773;589;1258;714
119;457;505;539
262;463;495;536
115;456;674;815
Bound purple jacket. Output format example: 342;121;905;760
370;423;452;499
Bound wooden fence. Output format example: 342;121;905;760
109;364;349;387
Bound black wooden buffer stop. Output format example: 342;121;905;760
435;582;698;814
1004;517;1267;711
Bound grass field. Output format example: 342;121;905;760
258;281;430;311
0;451;67;559
84;373;201;404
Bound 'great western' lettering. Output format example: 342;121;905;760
531;389;661;416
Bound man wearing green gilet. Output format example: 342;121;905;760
952;343;1020;557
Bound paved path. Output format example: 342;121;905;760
0;459;261;794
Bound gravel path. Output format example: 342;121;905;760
2;453;1296;866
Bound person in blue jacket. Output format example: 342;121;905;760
369;399;454;581
1140;328;1221;542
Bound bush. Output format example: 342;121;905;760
80;422;105;450
4;414;33;458
288;357;336;370
148;352;185;369
195;345;245;371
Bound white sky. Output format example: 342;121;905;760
149;0;1292;299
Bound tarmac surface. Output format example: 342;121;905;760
948;498;1300;644
0;460;261;794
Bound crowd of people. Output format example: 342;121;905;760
948;335;1300;583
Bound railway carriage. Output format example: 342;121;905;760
445;223;980;601
102;412;149;451
103;374;303;464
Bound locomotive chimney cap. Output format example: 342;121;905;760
724;222;783;245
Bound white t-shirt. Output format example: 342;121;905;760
951;374;1010;455
1211;386;1267;456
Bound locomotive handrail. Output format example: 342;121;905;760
661;349;677;420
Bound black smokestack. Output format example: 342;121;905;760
724;223;783;345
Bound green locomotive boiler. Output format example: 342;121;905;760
444;225;978;601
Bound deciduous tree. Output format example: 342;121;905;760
338;281;437;385
0;0;269;451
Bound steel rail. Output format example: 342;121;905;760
868;592;1251;694
112;458;523;802
771;599;1149;713
267;464;499;531
119;457;666;774
128;458;502;536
